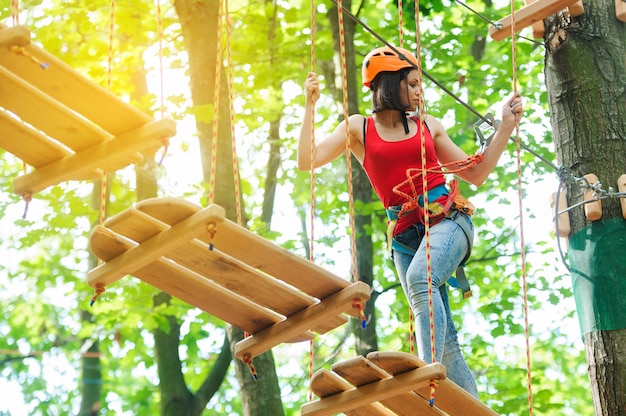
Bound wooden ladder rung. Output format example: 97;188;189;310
367;352;499;416
212;220;356;304
88;199;371;359
92;203;330;320
0;109;72;168
307;369;397;416
302;352;499;416
88;203;226;287
12;118;175;196
133;198;360;315
0;25;30;48
331;357;447;416
488;0;581;40
0;24;176;195
0;65;113;151
234;281;370;360
0;25;152;135
301;358;446;416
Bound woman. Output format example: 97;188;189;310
297;45;523;397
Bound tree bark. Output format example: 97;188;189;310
584;330;626;415
174;1;285;414
545;0;626;413
227;327;286;416
328;0;379;357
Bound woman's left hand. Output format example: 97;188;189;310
502;94;523;126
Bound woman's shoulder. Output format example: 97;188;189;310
348;113;368;124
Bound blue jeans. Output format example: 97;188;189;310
392;213;479;397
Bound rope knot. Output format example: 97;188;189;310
242;354;259;380
351;299;367;330
90;283;106;307
206;222;217;250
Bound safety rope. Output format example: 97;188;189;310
395;0;416;356
392;155;483;215
209;0;224;207
225;0;242;226
91;0;116;306
156;0;169;165
508;2;533;414
398;0;404;47
308;0;317;403
336;0;360;289
411;0;440;406
11;0;19;25
216;0;254;378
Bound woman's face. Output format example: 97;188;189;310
400;69;421;111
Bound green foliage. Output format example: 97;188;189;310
0;0;594;414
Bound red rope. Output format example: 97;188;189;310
509;3;533;415
412;0;440;406
242;354;258;380
336;0;359;285
11;0;19;25
92;0;116;305
308;0;317;403
392;155;482;218
156;0;169;165
156;0;165;119
209;0;225;206
225;0;242;226
397;0;404;47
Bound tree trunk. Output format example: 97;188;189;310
227;327;286;416
544;0;626;413
78;176;111;416
328;0;379;357
174;1;285;414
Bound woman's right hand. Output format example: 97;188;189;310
304;72;320;105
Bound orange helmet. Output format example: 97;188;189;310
362;46;419;88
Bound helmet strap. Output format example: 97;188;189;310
402;112;409;134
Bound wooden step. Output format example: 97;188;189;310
0;24;176;195
488;0;581;40
302;351;499;416
88;198;370;359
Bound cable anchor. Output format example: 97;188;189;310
474;113;500;154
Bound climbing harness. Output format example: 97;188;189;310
386;182;475;299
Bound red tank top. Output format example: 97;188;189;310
362;116;446;208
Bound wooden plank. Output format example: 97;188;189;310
234;281;370;360
488;0;580;40
301;363;446;416
89;225;137;263
367;352;498;416
331;356;446;416
100;202;319;317
87;203;224;287
135;197;202;225
103;206;167;246
0;109;72;167
122;256;285;333
88;224;314;341
12;118;175;196
0;65;112;151
307;369;396;416
0;25;30;48
169;240;318;317
94;198;349;336
215;220;354;301
0;25;151;135
135;198;359;313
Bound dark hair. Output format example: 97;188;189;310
369;67;412;113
